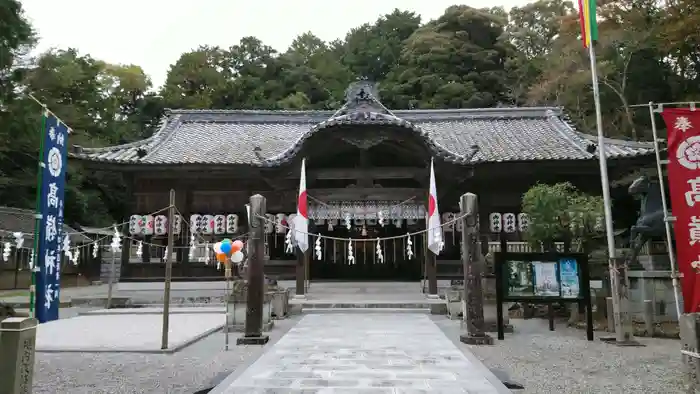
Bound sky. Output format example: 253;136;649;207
20;0;531;89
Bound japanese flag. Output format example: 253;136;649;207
293;159;309;252
427;158;443;255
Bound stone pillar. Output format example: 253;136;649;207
0;317;38;394
237;194;270;345
680;313;700;391
459;193;493;345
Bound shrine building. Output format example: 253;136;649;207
71;81;656;283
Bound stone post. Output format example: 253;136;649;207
643;300;654;337
237;194;270;345
459;193;493;345
0;317;38;394
606;297;615;332
680;313;700;391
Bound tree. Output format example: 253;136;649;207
382;6;510;109
342;9;421;82
521;182;604;252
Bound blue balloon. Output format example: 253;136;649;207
220;242;232;254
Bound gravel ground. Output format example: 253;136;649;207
33;307;300;394
435;316;688;394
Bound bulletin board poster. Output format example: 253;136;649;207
559;258;580;299
533;261;560;297
502;255;583;300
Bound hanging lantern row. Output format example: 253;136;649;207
488;212;530;233
488;212;604;233
129;214;182;235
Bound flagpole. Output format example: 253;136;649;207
588;42;633;342
30;108;48;317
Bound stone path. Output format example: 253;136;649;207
214;313;509;393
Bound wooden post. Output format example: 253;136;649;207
423;215;438;297
295;249;306;299
0;317;38;394
12;248;20;289
160;189;175;350
459;193;493;345
237;194;270;345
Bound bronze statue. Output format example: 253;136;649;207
627;175;671;268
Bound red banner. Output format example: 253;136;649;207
660;108;700;313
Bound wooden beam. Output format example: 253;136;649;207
286;167;425;180
309;188;423;201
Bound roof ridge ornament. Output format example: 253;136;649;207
340;80;395;117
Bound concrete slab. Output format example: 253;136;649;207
80;306;226;315
211;313;511;393
35;313;224;353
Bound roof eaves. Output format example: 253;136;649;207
70;112;180;163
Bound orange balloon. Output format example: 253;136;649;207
230;243;242;253
216;253;227;262
232;240;244;250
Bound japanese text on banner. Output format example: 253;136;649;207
661;108;700;313
35;114;68;323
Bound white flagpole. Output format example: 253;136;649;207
648;102;682;319
588;42;633;342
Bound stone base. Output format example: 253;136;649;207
465;320;514;333
459;333;494;345
426;294;440;299
236;335;270;345
599;336;645;347
293;294;306;300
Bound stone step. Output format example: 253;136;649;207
294;302;441;309
303;307;431;314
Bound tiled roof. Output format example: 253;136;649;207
71;82;654;166
0;207;92;244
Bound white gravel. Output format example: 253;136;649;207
32;307;299;394
434;316;687;394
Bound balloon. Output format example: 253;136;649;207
216;253;227;263
221;238;232;244
220;242;232;255
231;251;244;263
232;240;244;251
213;242;222;254
230;243;242;253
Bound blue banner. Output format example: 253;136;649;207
35;114;68;323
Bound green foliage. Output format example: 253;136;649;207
521;183;604;250
1;0;698;228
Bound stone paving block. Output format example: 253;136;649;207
35;313;224;353
213;314;507;393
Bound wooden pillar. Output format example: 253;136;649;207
459;193;493;345
237;194;269;345
423;216;438;297
295;249;306;298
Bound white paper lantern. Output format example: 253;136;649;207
214;215;226;234
190;214;201;234
154;215;168;235
275;214;287;233
517;213;530;232
503;213;516;233
225;214;238;234
202;215;214;235
442;212;455;232
129;215;142;235
142;215;155;235
489;213;503;233
264;214;275;234
171;215;182;234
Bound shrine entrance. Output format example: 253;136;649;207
308;201;427;281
